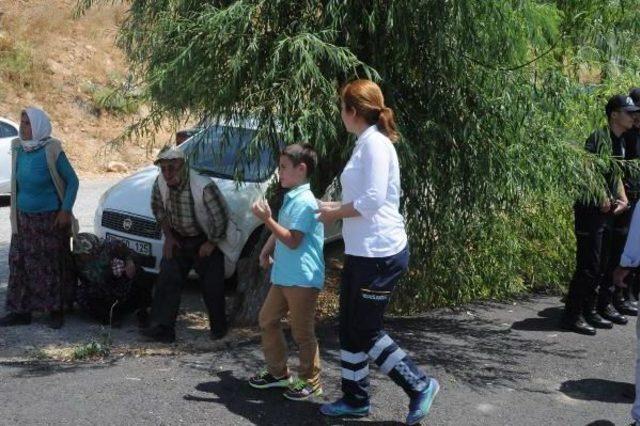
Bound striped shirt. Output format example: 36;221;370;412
151;174;228;243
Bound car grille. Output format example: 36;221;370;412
101;210;161;240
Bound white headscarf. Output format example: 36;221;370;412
20;107;53;152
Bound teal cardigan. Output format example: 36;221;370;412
15;146;79;213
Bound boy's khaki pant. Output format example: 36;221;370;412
258;285;321;385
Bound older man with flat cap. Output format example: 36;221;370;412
142;146;229;342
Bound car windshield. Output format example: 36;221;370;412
180;125;277;182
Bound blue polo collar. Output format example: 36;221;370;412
284;183;310;201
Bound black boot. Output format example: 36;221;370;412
598;304;628;325
623;284;634;303
141;325;175;343
614;287;638;316
210;326;228;341
583;309;613;329
560;314;596;335
0;312;32;327
614;298;639;316
209;314;228;341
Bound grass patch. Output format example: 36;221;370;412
0;34;44;89
71;329;112;361
82;74;141;116
25;347;52;361
72;340;111;361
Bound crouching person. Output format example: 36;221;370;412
248;144;325;401
142;147;228;343
73;233;149;327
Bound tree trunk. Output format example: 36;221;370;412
231;228;272;326
230;184;286;326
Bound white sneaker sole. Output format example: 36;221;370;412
283;387;323;401
249;379;291;390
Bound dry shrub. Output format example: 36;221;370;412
0;34;47;90
4;1;71;44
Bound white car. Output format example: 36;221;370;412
0;117;19;195
94;123;341;277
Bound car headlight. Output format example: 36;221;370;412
93;190;110;233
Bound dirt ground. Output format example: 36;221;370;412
0;241;344;363
0;0;179;175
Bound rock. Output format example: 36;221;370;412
46;58;71;76
0;31;13;51
106;161;128;173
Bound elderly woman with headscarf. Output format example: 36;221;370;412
0;107;79;329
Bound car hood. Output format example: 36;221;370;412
101;165;266;222
101;166;158;218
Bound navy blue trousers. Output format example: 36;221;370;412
338;245;430;407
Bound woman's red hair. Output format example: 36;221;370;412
340;79;399;142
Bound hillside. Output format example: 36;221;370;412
0;0;173;175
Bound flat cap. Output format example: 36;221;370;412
154;146;185;164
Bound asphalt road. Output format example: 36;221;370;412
0;178;638;425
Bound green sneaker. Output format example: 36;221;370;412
249;370;291;389
283;378;323;401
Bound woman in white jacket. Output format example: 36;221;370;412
317;80;438;425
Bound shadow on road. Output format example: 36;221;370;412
185;370;403;426
510;306;567;332
197;304;584;393
0;358;119;378
376;309;581;388
560;378;634;404
586;420;616;426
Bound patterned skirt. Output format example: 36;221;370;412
6;211;76;313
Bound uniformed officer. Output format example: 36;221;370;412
561;94;638;335
605;89;640;316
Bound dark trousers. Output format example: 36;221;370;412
151;234;226;334
339;245;430;408
80;284;139;324
565;204;613;317
599;204;635;307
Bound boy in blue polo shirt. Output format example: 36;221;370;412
249;143;325;401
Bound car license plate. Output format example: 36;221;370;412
106;233;151;256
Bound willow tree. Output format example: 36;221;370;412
79;0;640;323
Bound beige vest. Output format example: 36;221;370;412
157;169;241;278
10;138;79;237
